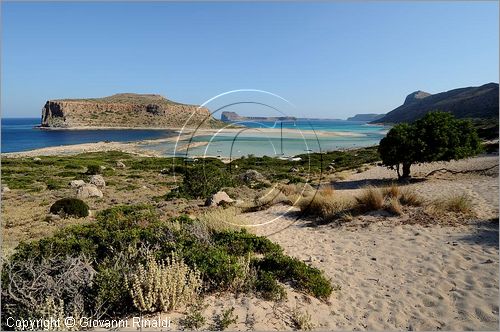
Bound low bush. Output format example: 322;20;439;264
49;198;89;218
174;164;234;199
2;205;333;327
86;164;101;175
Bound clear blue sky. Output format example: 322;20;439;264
2;1;498;119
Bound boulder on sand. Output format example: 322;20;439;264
77;184;103;199
205;191;234;207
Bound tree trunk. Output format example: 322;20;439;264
396;164;401;179
402;162;411;178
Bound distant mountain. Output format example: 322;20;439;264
221;111;296;122
347;113;385;122
373;83;499;124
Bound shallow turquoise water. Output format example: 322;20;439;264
145;120;389;158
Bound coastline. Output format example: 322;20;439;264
2;126;370;158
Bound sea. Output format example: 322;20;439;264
1;118;389;157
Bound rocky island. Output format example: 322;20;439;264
41;93;225;129
221;111;296;122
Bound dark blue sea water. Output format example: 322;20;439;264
1;118;175;153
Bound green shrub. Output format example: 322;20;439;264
3;205;333;325
256;254;333;300
86;164;101;175
182;164;233;199
49;198;89;218
212;307;238;331
255;271;286;301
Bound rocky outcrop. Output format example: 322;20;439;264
41;93;224;129
89;175;106;188
221;111;296;122
403;90;431;105
373;83;499;124
77;184;103;199
205;191;234;207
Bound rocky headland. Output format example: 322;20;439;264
41;93;224;129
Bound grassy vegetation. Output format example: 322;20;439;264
231;146;379;178
1;205;333;328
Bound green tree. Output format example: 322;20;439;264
379;112;482;179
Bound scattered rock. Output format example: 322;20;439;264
116;161;126;168
89;175;106;187
328;165;336;172
77;184;103;199
2;186;11;193
100;165;107;171
239;169;270;187
205;191;234;207
69;180;86;188
289;167;299;173
46;214;61;222
33;157;41;162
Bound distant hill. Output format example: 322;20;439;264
347;113;385;122
41;93;225;129
221;111;296;122
373;83;499;124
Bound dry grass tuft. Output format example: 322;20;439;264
297;191;355;219
277;184;297;197
198;207;245;232
317;185;334;197
385;197;403;215
432;193;474;215
399;188;424;206
355;186;385;211
382;183;401;199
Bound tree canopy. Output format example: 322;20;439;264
378;112;482;179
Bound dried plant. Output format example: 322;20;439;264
125;254;202;313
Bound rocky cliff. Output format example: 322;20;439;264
373;83;499;124
41;93;224;129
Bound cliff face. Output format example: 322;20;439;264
373;83;499;124
41;93;223;129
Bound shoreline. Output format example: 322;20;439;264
2;126;373;158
